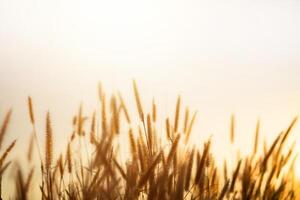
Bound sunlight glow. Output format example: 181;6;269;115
1;0;300;195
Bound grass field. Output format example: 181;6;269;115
0;80;299;199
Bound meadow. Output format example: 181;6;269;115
0;80;299;199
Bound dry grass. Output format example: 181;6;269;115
0;80;299;199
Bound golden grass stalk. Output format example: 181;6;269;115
195;140;210;184
117;92;131;123
265;164;276;188
253;119;260;155
66;143;72;173
138;126;148;157
175;163;186;199
113;158;128;183
0;109;12;149
283;117;298;143
263;138;267;156
184;148;194;191
0;139;16;167
282;141;295;167
110;95;119;134
229;159;242;192
230;114;235;144
15;168;25;199
28;96;35;124
27;133;34;162
218;180;229;200
166;134;180;166
152;98;157;123
185;111;197;144
25;168;34;192
223;160;228;181
45;112;53;171
261;132;282;171
137;139;147;172
101;90;108;136
147;114;153;154
174;95;181;133
0;161;11;176
128;128;137;157
27;97;43;164
138;151;161;188
98;82;104;102
166;118;171;141
132;79;144;122
275;117;298;158
183;107;189;133
90;111;97;144
77;104;83;136
72;116;77;126
57;154;64;178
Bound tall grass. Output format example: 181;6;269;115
0;80;299;199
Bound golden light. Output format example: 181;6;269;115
1;0;300;198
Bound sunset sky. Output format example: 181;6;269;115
1;0;300;185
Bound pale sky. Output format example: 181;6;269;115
0;0;300;193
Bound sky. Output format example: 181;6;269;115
0;0;300;195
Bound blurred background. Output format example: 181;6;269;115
0;0;300;188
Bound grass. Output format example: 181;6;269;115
0;80;299;199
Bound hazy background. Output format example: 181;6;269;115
1;0;300;187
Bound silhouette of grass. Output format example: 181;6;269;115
0;80;299;199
